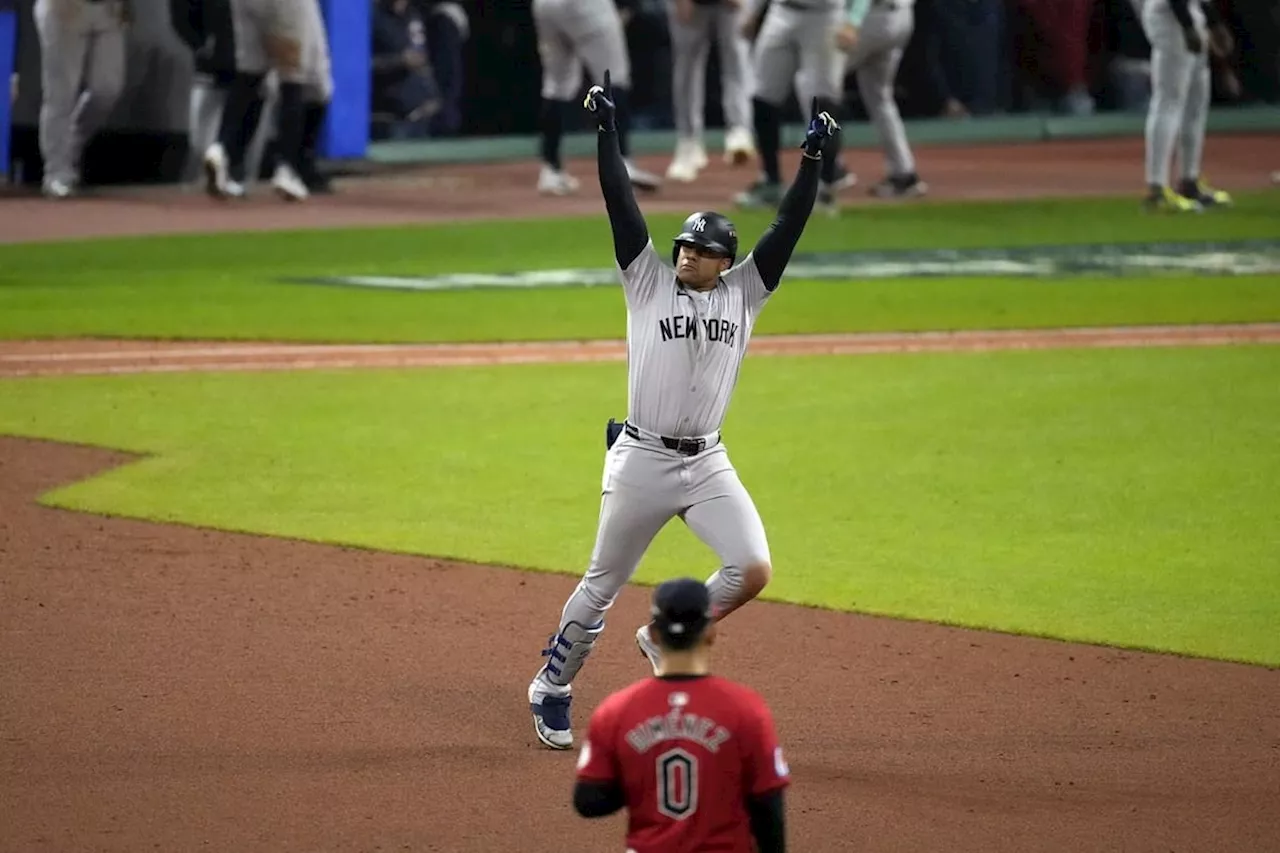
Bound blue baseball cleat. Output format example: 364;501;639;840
528;679;574;750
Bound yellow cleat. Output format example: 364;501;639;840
1144;186;1202;213
1178;178;1233;208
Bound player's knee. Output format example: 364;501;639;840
579;574;624;611
741;560;772;598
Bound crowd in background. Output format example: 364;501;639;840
3;0;1277;191
371;0;1280;142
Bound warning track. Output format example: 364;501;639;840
2;323;1278;378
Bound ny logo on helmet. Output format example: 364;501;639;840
692;218;707;232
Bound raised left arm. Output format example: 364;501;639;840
750;100;837;291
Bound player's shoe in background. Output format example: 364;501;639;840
824;161;857;193
203;143;246;200
666;138;708;183
817;185;839;217
528;674;574;750
537;164;580;196
635;625;662;676
272;163;310;202
1177;178;1232;208
1143;185;1201;213
723;125;756;166
626;160;663;192
41;178;74;200
869;173;928;199
733;177;784;209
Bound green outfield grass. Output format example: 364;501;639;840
1;193;1278;342
1;345;1277;665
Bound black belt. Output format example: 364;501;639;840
624;423;717;456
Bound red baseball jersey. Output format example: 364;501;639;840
576;674;791;853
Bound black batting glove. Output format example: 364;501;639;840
584;69;618;132
801;97;839;160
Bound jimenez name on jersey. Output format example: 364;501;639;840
625;707;732;754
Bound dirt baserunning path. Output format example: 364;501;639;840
2;323;1279;377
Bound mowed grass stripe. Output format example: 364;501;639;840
1;344;1276;664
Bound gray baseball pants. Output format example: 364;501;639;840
751;3;844;108
1141;0;1210;187
844;1;917;177
532;0;631;98
667;0;753;139
33;0;126;186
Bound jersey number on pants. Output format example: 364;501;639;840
656;747;699;820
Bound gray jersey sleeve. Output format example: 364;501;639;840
723;253;773;320
617;239;669;306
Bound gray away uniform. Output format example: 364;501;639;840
228;0;306;79
533;0;631;99
668;0;754;143
528;96;826;750
530;0;660;193
844;0;919;184
205;0;331;198
33;0;128;193
1136;0;1212;190
749;0;845;108
571;241;777;637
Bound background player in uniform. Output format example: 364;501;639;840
573;578;789;853
202;0;323;201
527;69;836;751
1138;0;1235;212
841;0;926;198
532;0;661;195
33;0;129;199
734;0;850;210
294;0;333;194
664;0;757;183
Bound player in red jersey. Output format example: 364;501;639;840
572;577;789;853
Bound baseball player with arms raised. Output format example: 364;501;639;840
573;578;790;853
531;0;662;195
841;0;926;198
527;69;836;751
1137;0;1235;212
664;0;758;183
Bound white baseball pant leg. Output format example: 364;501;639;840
34;0;126;186
849;3;916;177
1142;0;1206;187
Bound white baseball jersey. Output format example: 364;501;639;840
618;239;771;438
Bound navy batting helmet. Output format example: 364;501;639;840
671;211;738;266
650;577;713;651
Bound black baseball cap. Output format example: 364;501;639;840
651;578;713;649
